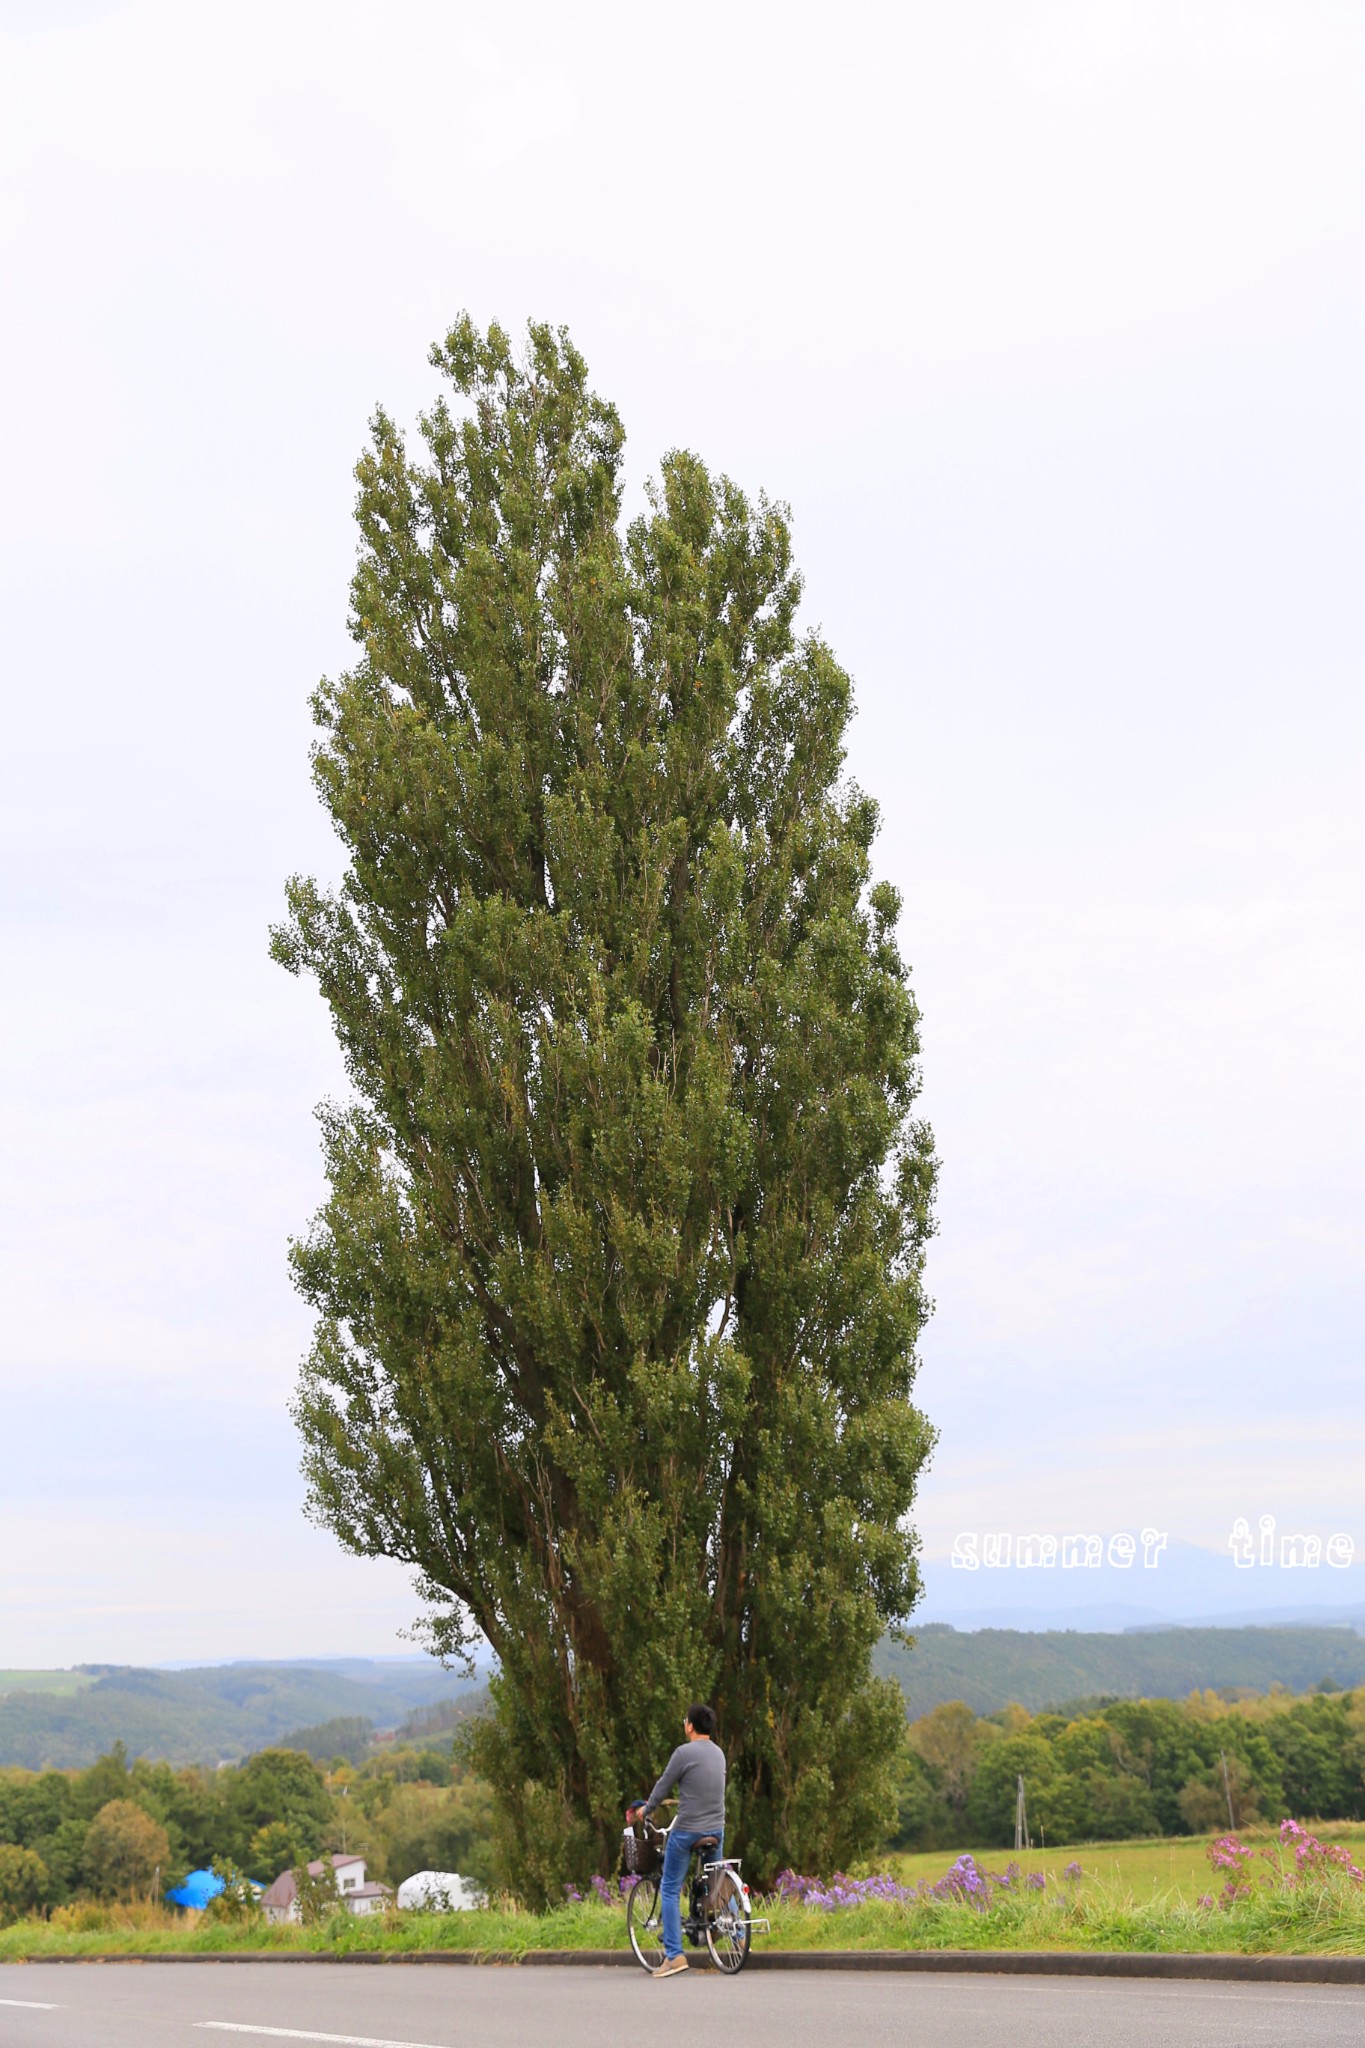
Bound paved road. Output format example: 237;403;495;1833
3;1963;1365;2048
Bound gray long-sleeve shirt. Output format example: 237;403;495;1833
643;1738;727;1834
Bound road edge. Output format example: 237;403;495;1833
6;1950;1365;1982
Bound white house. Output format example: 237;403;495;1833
260;1853;393;1925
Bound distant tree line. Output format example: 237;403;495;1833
892;1686;1365;1849
0;1738;492;1923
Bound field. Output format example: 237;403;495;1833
0;1672;95;1699
3;1828;1364;1959
890;1824;1365;1906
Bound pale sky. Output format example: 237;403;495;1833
2;0;1362;1665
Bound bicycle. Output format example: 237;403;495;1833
623;1813;767;1975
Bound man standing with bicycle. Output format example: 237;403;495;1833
627;1703;726;1978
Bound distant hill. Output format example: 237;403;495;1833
0;1659;485;1769
877;1622;1365;1718
11;1626;1362;1766
274;1714;379;1765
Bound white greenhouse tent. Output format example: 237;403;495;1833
396;1871;481;1912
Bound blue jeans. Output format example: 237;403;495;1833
660;1827;724;1959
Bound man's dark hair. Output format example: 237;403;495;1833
687;1703;717;1737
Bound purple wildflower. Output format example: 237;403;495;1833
773;1868;919;1912
1278;1820;1363;1885
775;1852;1060;1917
1204;1821;1362;1905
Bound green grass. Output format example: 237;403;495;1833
0;1672;95;1699
890;1824;1365;1907
3;1831;1364;1960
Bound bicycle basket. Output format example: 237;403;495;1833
621;1821;662;1878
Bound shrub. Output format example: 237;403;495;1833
80;1801;170;1901
0;1844;50;1924
201;1861;263;1925
246;1823;303;1885
292;1860;340;1926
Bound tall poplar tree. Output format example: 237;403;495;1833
273;318;937;1898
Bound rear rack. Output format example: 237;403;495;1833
702;1858;769;1933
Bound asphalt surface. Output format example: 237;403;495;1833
3;1963;1365;2048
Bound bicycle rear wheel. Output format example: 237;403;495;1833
626;1870;667;1973
704;1867;751;1974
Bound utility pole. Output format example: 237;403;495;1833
1015;1774;1030;1852
1220;1751;1235;1831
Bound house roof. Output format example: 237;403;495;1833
260;1853;367;1911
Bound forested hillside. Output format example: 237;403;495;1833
0;1663;484;1770
879;1624;1365;1716
8;1626;1365;1773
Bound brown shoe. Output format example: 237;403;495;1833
654;1955;689;1977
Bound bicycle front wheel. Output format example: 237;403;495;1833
626;1870;667;1973
704;1867;751;1974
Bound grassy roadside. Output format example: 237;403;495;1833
4;1870;1365;1960
3;1896;1364;1960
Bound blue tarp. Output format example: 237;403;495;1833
165;1869;225;1910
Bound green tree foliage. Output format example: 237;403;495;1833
371;1773;496;1889
892;1688;1362;1850
0;1754;226;1902
1176;1755;1260;1834
70;1742;133;1819
202;1860;264;1924
246;1821;305;1884
0;1768;74;1844
1344;1692;1365;1788
0;1844;50;1923
31;1818;89;1900
276;1718;376;1767
271;316;937;1895
0;1741;493;1912
292;1857;340;1926
906;1702;994;1829
1264;1691;1358;1817
80;1799;170;1900
225;1751;332;1868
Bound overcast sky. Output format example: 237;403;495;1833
2;0;1362;1665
